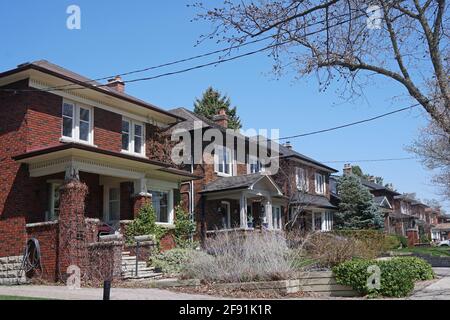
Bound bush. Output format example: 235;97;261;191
333;257;434;297
125;203;165;244
383;235;402;251
333;229;386;256
174;206;197;249
150;248;196;275
182;231;297;283
396;235;408;248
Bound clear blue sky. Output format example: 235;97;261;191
1;1;447;211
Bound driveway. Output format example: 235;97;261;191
409;268;450;300
0;285;221;300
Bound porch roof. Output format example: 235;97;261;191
13;142;202;181
290;193;336;209
199;173;283;196
433;223;450;231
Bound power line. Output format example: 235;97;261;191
321;157;416;164
277;102;421;140
0;11;367;93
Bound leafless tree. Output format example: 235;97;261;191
193;0;450;132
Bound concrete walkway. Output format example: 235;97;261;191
409;268;450;300
0;285;220;300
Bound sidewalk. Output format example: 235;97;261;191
0;285;220;300
409;268;450;300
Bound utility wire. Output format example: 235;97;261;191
0;11;367;93
321;157;416;163
276;102;422;141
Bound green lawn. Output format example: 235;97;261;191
394;246;450;257
0;295;48;300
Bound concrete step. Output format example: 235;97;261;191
122;251;130;256
121;256;137;261
122;272;163;280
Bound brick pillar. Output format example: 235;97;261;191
133;194;152;218
406;229;419;247
58;179;89;282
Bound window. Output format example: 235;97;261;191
248;155;264;174
47;182;61;221
121;118;145;155
215;146;233;176
219;201;231;229
108;187;120;222
272;206;282;230
151;190;174;224
323;212;333;231
61;100;93;143
295;167;309;191
315;173;326;194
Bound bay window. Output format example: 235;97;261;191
122;118;145;156
150;189;174;224
62;100;93;143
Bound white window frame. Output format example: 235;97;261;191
121;117;145;157
47;181;62;221
295;167;309;191
61;99;94;145
149;187;174;225
214;145;233;177
272;206;282;230
247;154;264;174
315;173;326;195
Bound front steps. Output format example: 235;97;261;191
121;252;162;280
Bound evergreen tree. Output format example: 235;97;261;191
334;175;384;230
193;87;242;129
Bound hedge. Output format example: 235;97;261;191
332;257;434;298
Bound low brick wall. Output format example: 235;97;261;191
25;221;59;281
87;235;123;284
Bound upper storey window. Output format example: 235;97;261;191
315;173;326;195
122;118;145;156
295;167;309;191
62;100;93;144
215;145;233;176
248;155;264;174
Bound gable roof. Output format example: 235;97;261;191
0;60;184;123
277;143;338;173
360;178;400;195
290;193;336;209
373;196;392;209
200;172;283;195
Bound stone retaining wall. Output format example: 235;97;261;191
0;256;27;285
413;253;450;267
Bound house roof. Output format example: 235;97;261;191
169;107;337;173
0;60;184;123
373;196;392;209
200;172;282;195
360;178;400;195
290;193;337;209
433;223;450;231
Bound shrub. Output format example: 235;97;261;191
333;229;386;257
125;203;165;245
150;248;196;275
182;231;297;283
333;257;434;298
174;206;197;249
383;235;402;251
396;235;409;248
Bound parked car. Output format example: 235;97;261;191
438;240;450;247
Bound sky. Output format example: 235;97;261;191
1;1;448;211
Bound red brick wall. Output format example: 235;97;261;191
0;216;27;257
93;107;122;152
26;222;59;281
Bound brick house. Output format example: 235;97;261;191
331;164;438;243
169;107;338;239
0;61;198;281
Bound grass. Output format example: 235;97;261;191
0;295;49;300
394;246;450;257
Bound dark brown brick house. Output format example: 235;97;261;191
169;108;338;239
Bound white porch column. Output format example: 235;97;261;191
240;192;248;229
133;177;151;196
264;197;273;230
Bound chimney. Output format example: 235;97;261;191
368;175;377;183
284;141;292;150
212;107;228;128
106;75;125;93
343;163;352;176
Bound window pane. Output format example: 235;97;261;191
62;117;73;137
109;188;119;201
134;124;142;137
122;120;129;133
134;136;142;153
152;191;169;223
122;133;129;150
79;121;89;141
63;103;73;117
80;108;89;122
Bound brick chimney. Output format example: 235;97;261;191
343;163;352;176
212;107;228;128
284;141;292;150
106;75;125;93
